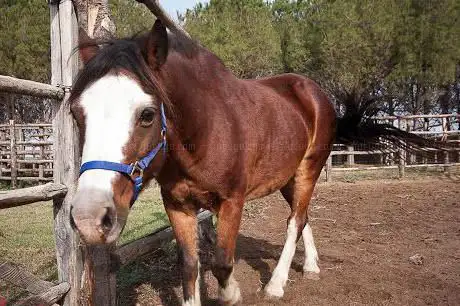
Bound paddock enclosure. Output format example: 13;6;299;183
111;178;459;306
0;1;459;306
1;114;459;186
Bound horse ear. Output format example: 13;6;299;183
78;28;99;65
146;19;169;69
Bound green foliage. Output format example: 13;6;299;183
0;0;50;82
184;0;282;78
0;0;458;118
0;0;154;84
110;0;154;37
184;0;460;115
391;0;460;85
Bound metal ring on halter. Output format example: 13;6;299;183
129;161;144;177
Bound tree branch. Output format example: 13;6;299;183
135;0;191;38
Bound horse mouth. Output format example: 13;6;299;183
71;210;126;245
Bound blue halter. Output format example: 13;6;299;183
79;103;167;205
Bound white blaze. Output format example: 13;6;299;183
77;74;153;192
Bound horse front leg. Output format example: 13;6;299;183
212;197;244;305
162;190;201;306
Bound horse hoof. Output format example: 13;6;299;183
219;283;242;306
304;271;320;280
219;299;242;306
264;284;284;300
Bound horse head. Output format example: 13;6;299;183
69;20;170;244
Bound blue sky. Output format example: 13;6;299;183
160;0;209;20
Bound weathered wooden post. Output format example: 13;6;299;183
346;145;354;167
49;1;84;305
9;120;17;189
325;155;332;182
441;117;450;173
39;126;45;181
398;118;405;178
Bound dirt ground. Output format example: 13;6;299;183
119;178;460;306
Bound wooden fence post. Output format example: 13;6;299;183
39;126;45;180
50;1;84;305
444;150;450;173
325;155;332;182
9;120;17;189
398;118;405;178
398;149;405;178
346;145;354;167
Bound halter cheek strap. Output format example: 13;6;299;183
79;103;167;205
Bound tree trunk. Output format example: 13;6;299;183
72;0;116;40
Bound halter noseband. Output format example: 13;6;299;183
79;103;167;205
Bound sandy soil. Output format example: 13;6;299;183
119;178;460;306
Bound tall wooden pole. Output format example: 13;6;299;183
50;1;82;305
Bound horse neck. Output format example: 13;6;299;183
160;48;236;131
158;48;237;167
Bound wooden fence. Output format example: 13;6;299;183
2;113;458;186
0;122;53;187
0;1;458;304
0;2;214;306
324;113;460;182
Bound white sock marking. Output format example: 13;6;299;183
265;217;298;298
302;223;320;274
77;74;153;193
219;271;241;305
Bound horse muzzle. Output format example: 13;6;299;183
71;189;126;245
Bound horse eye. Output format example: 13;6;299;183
140;108;155;127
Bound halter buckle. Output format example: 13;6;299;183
129;161;144;177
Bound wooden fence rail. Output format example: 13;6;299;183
0;75;65;100
1;116;458;186
0;183;67;209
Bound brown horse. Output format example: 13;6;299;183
70;20;431;305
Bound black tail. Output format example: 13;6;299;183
335;103;445;154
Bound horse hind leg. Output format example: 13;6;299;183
264;148;326;298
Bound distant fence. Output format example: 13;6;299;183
0;121;53;187
1;114;459;186
324;113;460;181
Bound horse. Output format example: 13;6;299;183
69;20;433;305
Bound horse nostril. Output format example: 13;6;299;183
101;210;113;230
